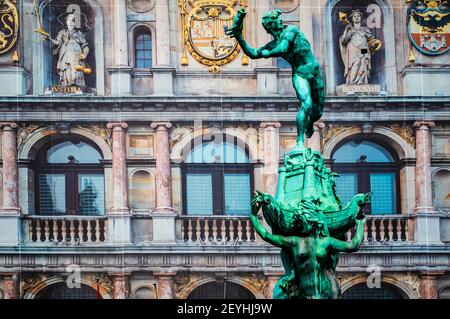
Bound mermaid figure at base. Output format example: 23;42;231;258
226;9;324;149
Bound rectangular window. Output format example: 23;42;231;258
224;174;251;215
186;174;213;215
129;135;154;157
39;174;66;215
335;173;358;204
370;173;396;214
78;174;105;215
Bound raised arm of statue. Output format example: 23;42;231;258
327;217;366;253
250;212;294;249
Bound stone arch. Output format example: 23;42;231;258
323;0;397;94
340;274;419;299
18;126;112;161
32;0;105;95
323;125;415;160
23;276;112;299
132;285;157;299
129;23;156;68
176;275;263;299
171;127;259;162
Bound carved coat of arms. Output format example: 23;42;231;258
407;0;450;55
179;0;248;72
0;0;19;55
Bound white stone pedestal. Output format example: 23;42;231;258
255;67;278;95
152;67;175;96
0;67;27;96
0;213;21;246
413;212;442;244
107;215;132;245
151;212;177;243
108;66;132;95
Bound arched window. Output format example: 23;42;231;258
188;282;256;299
182;138;253;215
35;137;105;215
342;283;406;299
134;28;152;68
130;170;154;210
36;282;99;299
331;140;399;214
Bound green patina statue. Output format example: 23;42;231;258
226;8;325;149
226;9;370;299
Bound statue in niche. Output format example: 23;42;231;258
339;9;380;85
45;12;90;88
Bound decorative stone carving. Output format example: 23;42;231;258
269;0;300;13
90;273;113;297
322;124;354;149
127;0;155;13
17;124;43;150
389;123;416;147
0;0;19;56
79;124;112;150
242;273;268;298
174;273;192;297
395;272;421;293
20;273;45;297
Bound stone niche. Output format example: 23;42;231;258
326;0;395;95
40;0;98;93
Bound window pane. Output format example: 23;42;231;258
78;174;105;215
335;173;358;204
39;174;66;214
224;174;251;215
277;58;290;69
186;174;213;215
370;173;396;214
144;39;152;50
136;60;145;68
333;141;394;163
137;50;145;60
187;141;248;163
47;141;102;164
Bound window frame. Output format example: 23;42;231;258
331;139;401;215
133;26;153;69
33;138;105;216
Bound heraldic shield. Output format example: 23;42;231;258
0;0;19;55
407;0;450;56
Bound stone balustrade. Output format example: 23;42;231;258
24;216;108;245
345;215;413;243
179;216;256;244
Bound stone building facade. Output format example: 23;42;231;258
0;0;449;299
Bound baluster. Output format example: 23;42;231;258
380;219;386;241
346;230;352;242
363;222;368;242
212;219;218;242
35;219;42;242
187;219;193;242
221;219;227;241
195;218;201;242
69;220;75;243
370;219;377;242
52;220;58;242
43;219;50;242
245;219;252;242
204;219;210;241
61;220;67;243
28;220;33;243
237;219;243;241
404;219;409;242
229;219;236;240
388;219;394;241
396;218;402;241
95;219;101;243
86;220;92;243
103;219;108;242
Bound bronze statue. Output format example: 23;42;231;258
227;8;370;299
226;9;324;149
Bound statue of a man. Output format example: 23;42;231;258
45;13;89;87
226;9;325;149
340;9;375;85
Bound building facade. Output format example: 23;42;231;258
0;0;449;299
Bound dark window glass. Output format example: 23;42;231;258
135;29;152;68
188;282;256;299
342;283;405;299
277;58;291;69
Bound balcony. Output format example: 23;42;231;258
23;216;108;245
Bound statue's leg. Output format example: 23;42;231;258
292;74;313;149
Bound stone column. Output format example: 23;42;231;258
109;0;132;95
306;121;324;152
0;123;21;246
155;272;176;299
153;0;174;95
106;123;131;245
150;122;176;242
1;123;19;212
419;272;442;299
255;0;278;95
260;122;281;196
413;121;441;243
0;273;19;299
109;273;131;299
